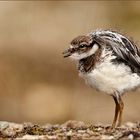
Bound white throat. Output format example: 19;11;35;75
70;43;99;60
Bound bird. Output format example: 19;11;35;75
63;29;140;129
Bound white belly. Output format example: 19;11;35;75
80;62;140;95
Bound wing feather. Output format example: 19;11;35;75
93;33;140;70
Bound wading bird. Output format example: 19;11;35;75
63;29;140;129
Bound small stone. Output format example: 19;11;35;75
66;130;72;136
97;127;103;131
82;133;89;138
77;130;85;134
17;134;46;140
1;122;23;137
86;129;94;135
46;135;57;139
62;120;85;129
128;134;134;140
76;133;82;138
0;121;9;130
43;123;53;130
101;135;114;140
125;122;137;128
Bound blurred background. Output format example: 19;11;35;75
0;1;140;125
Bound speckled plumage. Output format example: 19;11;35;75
90;30;140;73
63;29;140;128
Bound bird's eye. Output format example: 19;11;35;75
80;44;87;48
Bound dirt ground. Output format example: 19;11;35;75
0;120;140;140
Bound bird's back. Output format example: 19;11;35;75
90;30;140;73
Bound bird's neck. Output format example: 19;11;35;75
78;48;102;73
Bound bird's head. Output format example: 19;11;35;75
63;35;100;60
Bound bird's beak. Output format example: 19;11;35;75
62;48;73;58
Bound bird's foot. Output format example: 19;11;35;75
106;125;116;132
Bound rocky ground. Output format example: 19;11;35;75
0;120;140;140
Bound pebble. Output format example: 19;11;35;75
77;130;85;134
0;121;9;130
61;120;85;129
101;135;114;140
16;135;46;140
47;135;57;139
126;122;137;128
86;128;94;135
0;122;23;137
128;134;134;140
66;130;72;136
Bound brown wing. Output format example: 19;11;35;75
93;34;140;71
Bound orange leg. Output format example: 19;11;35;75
117;97;124;127
111;94;124;129
111;96;120;129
